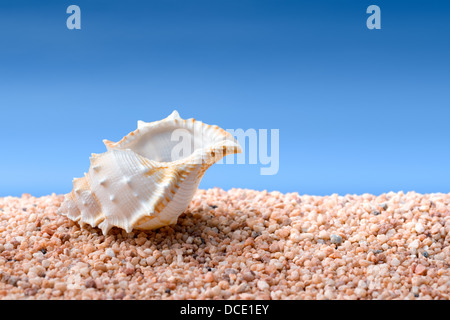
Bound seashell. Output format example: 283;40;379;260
58;110;242;235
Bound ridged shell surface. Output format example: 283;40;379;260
58;111;242;235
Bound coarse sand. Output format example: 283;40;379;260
0;188;449;300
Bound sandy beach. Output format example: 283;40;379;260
0;188;449;299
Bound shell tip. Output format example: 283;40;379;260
168;110;181;120
103;139;114;149
98;221;112;236
137;120;146;129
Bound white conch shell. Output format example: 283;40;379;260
58;111;242;235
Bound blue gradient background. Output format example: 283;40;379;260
0;0;449;197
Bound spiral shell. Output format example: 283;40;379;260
57;111;242;235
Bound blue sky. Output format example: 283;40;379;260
0;0;449;197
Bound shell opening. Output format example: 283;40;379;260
114;111;240;165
